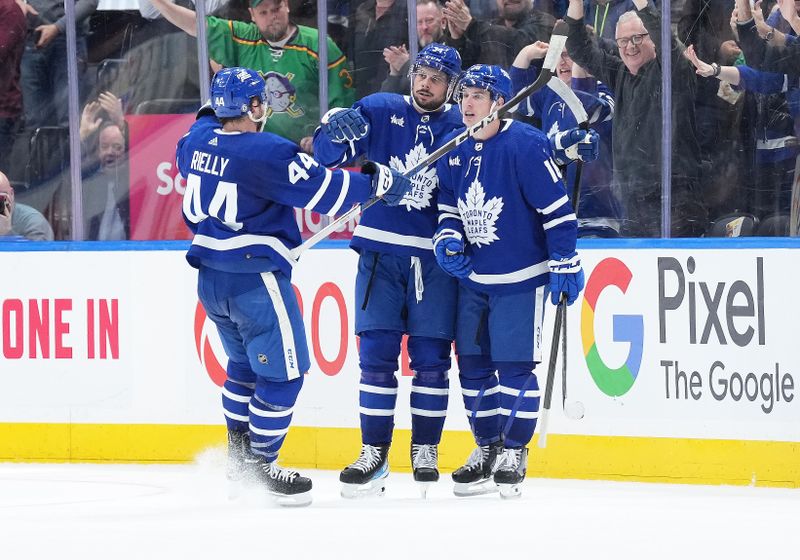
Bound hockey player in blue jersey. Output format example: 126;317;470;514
312;43;464;498
510;41;621;237
434;65;587;498
177;67;412;507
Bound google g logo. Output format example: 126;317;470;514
581;258;644;397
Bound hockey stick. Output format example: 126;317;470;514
537;295;565;449
289;22;571;260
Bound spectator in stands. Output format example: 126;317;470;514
0;0;26;175
147;0;355;153
20;0;98;130
0;171;54;241
381;0;447;93
565;0;707;237
349;0;409;98
79;91;126;170
442;0;556;68
586;0;654;43
81;122;129;241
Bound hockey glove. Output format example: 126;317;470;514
322;107;369;143
548;250;585;305
363;161;412;206
433;230;473;279
550;128;599;166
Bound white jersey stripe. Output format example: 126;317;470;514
250;425;289;437
248;403;294;418
461;386;500;397
260;272;301;380
543;213;577;230
411;386;449;396
499;386;542;398
359;383;399;395
468;260;549;285
305;168;332;211
353;225;433;250
222;387;250;403
223;411;249;422
499;408;539;419
327;170;351;216
410;407;447;417
192;234;295;265
540;195;570;215
466;408;500;418
359;406;396;417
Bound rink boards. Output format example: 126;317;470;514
0;239;798;487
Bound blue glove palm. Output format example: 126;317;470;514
550;128;600;166
322;108;369;143
434;233;472;278
548;251;585;305
362;161;412;206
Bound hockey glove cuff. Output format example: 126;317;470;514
548;250;585;305
322;107;369;143
363;161;412;206
434;230;472;279
550;128;599;166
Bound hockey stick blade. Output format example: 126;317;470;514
291;22;570;260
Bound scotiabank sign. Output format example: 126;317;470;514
126;113;358;241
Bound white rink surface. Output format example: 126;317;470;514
1;455;798;560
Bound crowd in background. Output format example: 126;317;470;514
1;0;798;240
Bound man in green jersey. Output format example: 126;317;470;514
147;0;355;152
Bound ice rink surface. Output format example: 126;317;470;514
2;453;798;560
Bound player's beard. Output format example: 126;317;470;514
412;88;446;111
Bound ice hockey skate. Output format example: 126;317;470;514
494;447;528;499
411;443;439;499
451;441;503;497
226;430;258;499
340;444;390;498
248;455;313;507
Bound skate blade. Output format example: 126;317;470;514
416;481;434;499
270;490;313;507
498;484;522;500
453;479;498;497
340;476;387;499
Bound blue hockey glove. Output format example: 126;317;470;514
322;107;369;143
362;161;412;206
433;230;473;278
550;128;599;166
548;250;585;305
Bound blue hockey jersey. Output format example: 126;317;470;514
177;114;374;276
510;65;620;229
313;93;464;257
436;120;578;295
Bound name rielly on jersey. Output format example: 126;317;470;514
190;150;231;177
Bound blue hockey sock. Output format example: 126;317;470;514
248;376;303;461
497;362;540;448
458;355;501;446
359;371;398;445
222;360;256;432
410;370;449;445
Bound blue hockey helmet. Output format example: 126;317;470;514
413;43;462;80
210;67;267;118
455;64;512;103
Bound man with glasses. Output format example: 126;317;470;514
564;0;707;237
313;43;464;499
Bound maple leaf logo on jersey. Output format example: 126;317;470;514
458;179;503;247
388;144;436;212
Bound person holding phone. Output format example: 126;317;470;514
0;171;53;241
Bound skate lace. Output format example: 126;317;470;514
411;444;438;469
266;462;299;483
496;448;520;471
350;445;384;473
463;446;485;469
